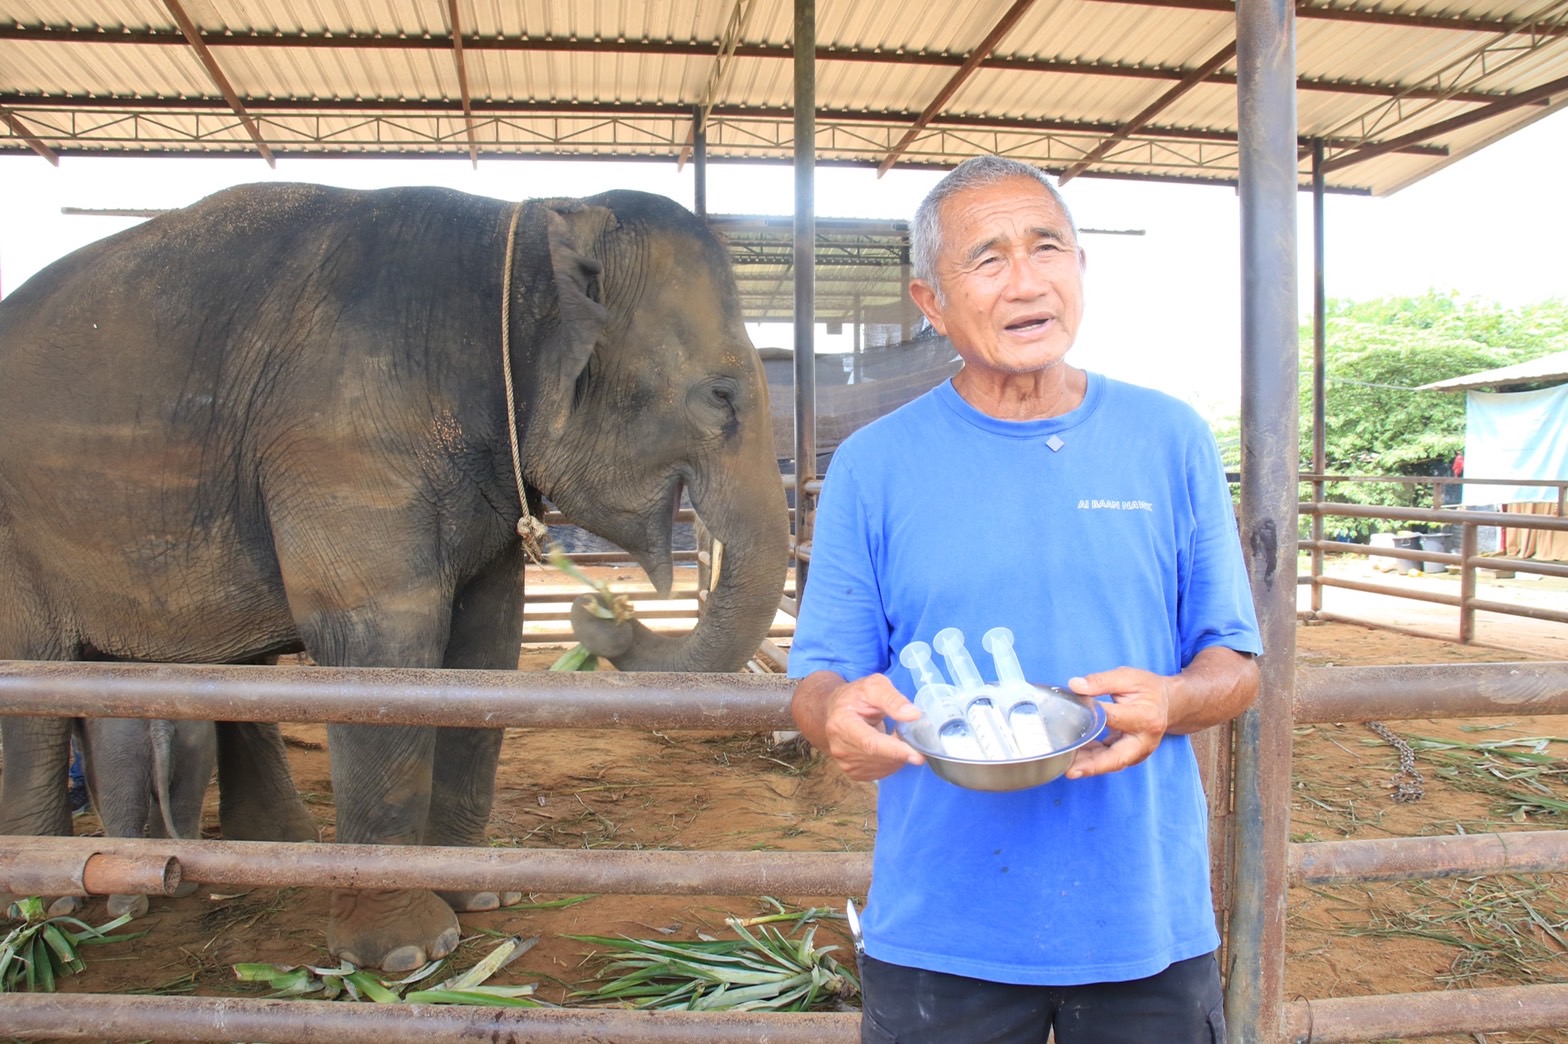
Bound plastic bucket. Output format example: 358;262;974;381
1419;533;1453;573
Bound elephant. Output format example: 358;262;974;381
0;182;791;970
74;715;220;918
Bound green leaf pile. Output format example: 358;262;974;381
233;933;546;1007
2;896;144;993
567;913;858;1012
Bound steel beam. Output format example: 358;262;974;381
161;0;274;166
1289;830;1568;885
792;0;818;592
1059;41;1238;183
1;835;872;899
1323;72;1568;172
1295;661;1568;722
876;0;1038;175
1082;0;1568;36
694;106;708;218
678;0;757;169
0;26;1541;103
0;94;1450;158
0;105;58;164
1309;138;1326;614
0;660;797;729
1299;501;1568;530
1229;0;1298;1037
0;993;860;1043
442;0;480;166
1282;985;1568;1043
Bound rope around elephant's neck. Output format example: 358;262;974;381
502;202;549;564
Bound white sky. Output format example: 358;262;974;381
2;105;1563;419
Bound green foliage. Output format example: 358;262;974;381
233;934;546;1006
1300;293;1567;534
567;906;857;1012
1210;413;1241;474
2;897;143;992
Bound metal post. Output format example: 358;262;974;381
1229;0;1298;1039
1311;138;1326;614
692;104;711;600
1459;522;1478;643
852;293;863;382
899;255;913;342
792;0;817;593
693;105;708;220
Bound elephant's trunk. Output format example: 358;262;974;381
579;474;789;674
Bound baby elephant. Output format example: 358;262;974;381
76;717;217;918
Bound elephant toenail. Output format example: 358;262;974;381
380;945;427;973
432;928;460;960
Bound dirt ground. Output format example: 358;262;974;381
15;607;1568;1043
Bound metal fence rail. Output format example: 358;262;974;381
4;658;1568;1041
2;835;873;901
0;993;862;1043
1298;499;1568;641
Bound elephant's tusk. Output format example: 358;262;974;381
708;539;724;593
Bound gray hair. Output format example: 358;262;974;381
910;155;1079;291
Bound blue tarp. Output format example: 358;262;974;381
1463;384;1568;506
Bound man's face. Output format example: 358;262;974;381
910;176;1086;379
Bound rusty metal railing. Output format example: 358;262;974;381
4;658;1568;1040
1297;498;1568;643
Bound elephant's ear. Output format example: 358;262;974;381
543;201;618;436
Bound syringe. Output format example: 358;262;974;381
934;628;1019;758
982;626;1052;757
898;641;985;760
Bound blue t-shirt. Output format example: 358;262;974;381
789;374;1262;985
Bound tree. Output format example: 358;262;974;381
1299;293;1567;534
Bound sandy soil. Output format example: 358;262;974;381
14;585;1568;1043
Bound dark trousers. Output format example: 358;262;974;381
858;951;1226;1044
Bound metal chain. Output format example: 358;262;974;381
1366;721;1424;802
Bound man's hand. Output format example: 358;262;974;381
1062;647;1259;779
791;671;926;782
1063;667;1171;779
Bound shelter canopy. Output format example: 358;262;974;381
2;0;1564;195
1419;350;1568;392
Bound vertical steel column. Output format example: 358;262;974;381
1459;523;1478;643
899;255;913;341
852;293;863;382
692;105;713;601
1310;139;1326;613
792;0;818;592
1229;0;1298;1039
693;106;708;220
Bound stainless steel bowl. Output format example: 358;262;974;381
898;685;1107;792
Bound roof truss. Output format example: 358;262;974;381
1;1;1562;194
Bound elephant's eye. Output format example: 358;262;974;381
691;376;741;434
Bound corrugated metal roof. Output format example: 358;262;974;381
1419;350;1568;391
1;0;1563;193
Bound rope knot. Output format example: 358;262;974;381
516;514;549;564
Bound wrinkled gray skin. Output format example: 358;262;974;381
0;183;790;970
72;717;220;918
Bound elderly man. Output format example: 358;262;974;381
788;155;1262;1042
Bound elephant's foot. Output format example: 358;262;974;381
45;895;86;918
106;893;150;919
220;799;318;843
327;888;459;972
437;889;523;912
